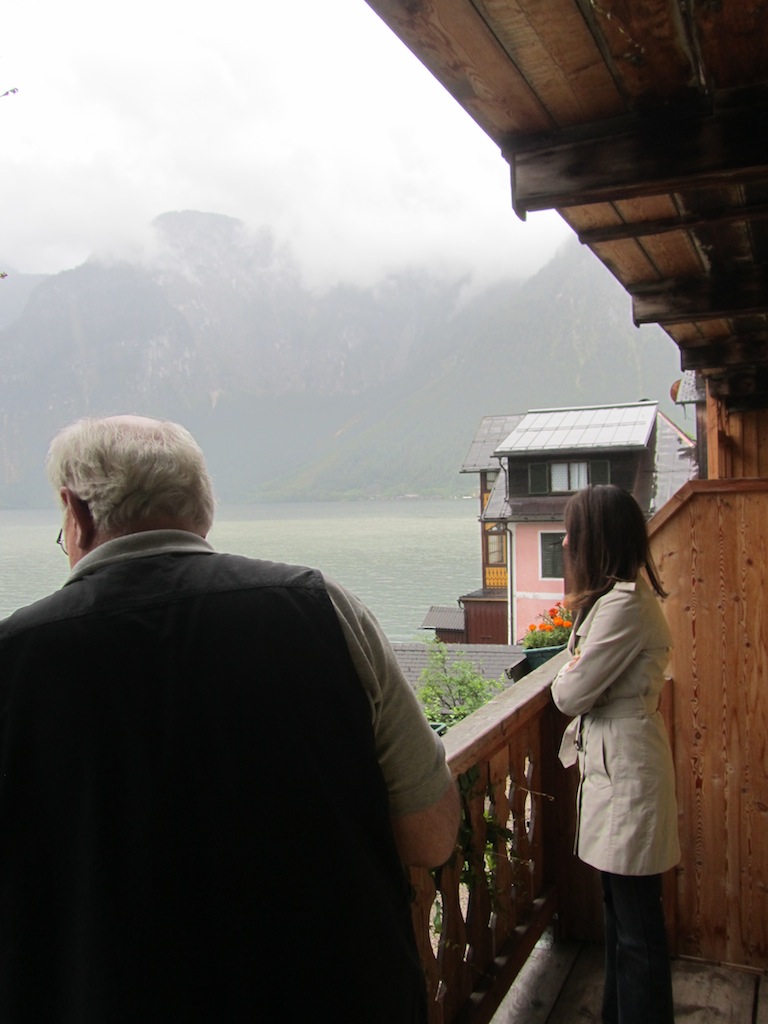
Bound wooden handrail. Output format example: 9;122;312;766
410;654;570;1024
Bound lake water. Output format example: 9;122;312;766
0;500;481;641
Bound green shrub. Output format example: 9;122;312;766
417;639;505;728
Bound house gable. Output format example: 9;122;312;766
456;402;697;644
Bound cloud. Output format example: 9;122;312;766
0;0;571;288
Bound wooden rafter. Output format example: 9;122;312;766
506;90;768;217
576;202;768;244
681;338;768;372
630;267;768;326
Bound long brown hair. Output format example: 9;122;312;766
564;484;666;612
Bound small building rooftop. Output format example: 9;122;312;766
391;641;529;691
421;605;465;632
461;413;524;472
495;402;658;456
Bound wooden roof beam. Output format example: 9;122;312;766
703;369;768;403
630;266;768;325
681;338;768;372
577;202;768;244
506;89;768;218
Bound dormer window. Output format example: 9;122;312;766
551;461;587;492
528;459;610;494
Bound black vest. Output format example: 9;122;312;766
0;552;426;1023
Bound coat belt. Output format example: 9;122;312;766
558;694;661;768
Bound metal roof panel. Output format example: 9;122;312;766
495;402;658;455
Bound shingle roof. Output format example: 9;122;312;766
391;642;529;692
420;605;465;631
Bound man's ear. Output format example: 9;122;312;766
60;488;97;555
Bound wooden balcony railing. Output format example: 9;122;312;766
405;479;768;1024
409;652;574;1024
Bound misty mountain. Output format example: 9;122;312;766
0;210;688;507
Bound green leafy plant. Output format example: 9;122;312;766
418;639;505;728
521;603;573;649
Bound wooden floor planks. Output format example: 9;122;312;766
671;959;756;1022
486;931;584;1024
756;974;768;1024
490;933;766;1024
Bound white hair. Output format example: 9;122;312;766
46;416;215;537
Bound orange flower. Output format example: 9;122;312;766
553;616;564;627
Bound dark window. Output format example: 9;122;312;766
541;532;565;579
529;463;548;494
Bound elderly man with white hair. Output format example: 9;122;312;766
0;415;459;1024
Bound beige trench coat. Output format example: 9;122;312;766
551;578;681;875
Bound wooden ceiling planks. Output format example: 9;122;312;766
633;231;703;282
695;0;768;89
364;0;553;138
589;237;661;284
575;0;701;106
474;0;624;125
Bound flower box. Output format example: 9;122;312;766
525;643;567;670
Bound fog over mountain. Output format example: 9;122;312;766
0;210;689;507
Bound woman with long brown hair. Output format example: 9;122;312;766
552;484;679;1024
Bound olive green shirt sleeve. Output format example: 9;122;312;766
324;575;453;818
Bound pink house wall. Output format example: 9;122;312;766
513;522;567;643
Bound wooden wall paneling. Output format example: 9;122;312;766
719;491;750;963
659;680;678;954
736;491;768;963
651;483;768;967
758;408;768;477
742;410;760;476
674;492;725;959
705;403;768;479
464;601;508;645
705;386;731;479
655;490;720;959
730;408;747;476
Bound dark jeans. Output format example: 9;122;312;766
601;872;675;1024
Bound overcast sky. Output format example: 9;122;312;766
1;0;572;290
